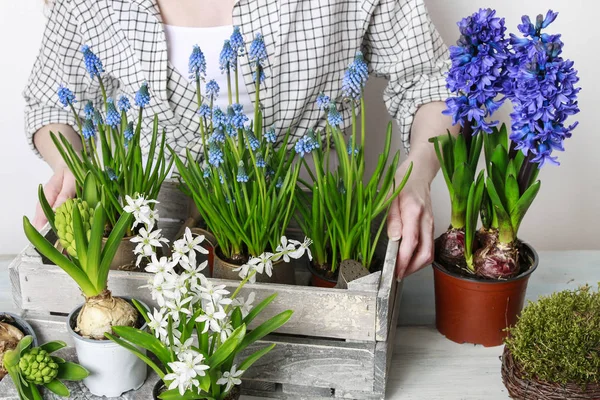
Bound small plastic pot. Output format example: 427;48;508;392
307;262;338;288
0;312;38;347
432;242;538;347
67;298;148;397
213;246;296;285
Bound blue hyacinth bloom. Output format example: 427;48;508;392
81;45;104;79
219;40;237;73
198;104;211;119
347;138;359;156
205;80;220;101
230;26;245;53
124;122;134;142
265;126;277;144
246;131;260;151
208;142;224;167
228;104;248;130
93;109;104;127
202;163;211;179
327;104;343;127
507;11;580;167
57;85;76;108
294;130;320;158
117;95;131;113
189;45;207;80
82;118;96;139
255;151;266;168
342;52;369;101
135;82;151;108
237;161;249;183
212;106;227;130
316;93;330;111
105;98;121;128
209;129;226;144
253;62;266;84
275;176;283;189
84;101;94;118
443;8;510;135
106;168;117;181
249;33;268;63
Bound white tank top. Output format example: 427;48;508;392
163;24;254;118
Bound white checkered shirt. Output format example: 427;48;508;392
23;0;452;158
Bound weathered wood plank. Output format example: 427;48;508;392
17;259;379;341
375;240;399;341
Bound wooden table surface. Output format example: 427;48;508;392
1;251;599;399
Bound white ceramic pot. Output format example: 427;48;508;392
67;298;148;397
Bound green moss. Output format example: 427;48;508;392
505;285;600;385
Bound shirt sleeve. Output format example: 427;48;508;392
362;0;452;152
23;0;91;157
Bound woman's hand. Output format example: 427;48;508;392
33;166;76;229
387;158;435;279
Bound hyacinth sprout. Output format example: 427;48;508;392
52;45;172;235
106;196;308;398
296;51;412;275
173;28;301;262
435;9;580;278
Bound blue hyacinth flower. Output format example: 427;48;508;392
84;101;94;118
219;40;237;73
57;85;76;108
124;122;134;142
81;45;104;79
246;131;260;151
209;129;226;144
198;104;211;119
327;104;343;128
275;176;283;188
135;82;151;108
237;161;249;183
189;44;207;80
117;95;131;113
228;104;248;130
255;151;266;168
347;138;359;156
208;142;224;167
249;33;268;63
202;163;211;179
206;80;220;101
105;98;121;128
342;51;369;101
316;93;330;111
82;118;96;139
265;126;277;144
106;168;117;181
93;109;104;127
230;26;245;53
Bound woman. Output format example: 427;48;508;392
25;0;459;279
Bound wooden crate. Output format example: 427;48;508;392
7;181;402;399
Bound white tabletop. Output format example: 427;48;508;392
2;251;599;399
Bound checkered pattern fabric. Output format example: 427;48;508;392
23;0;452;158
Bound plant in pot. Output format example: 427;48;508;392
296;52;412;287
173;30;304;285
2;335;88;399
432;9;580;346
22;185;160;396
51;44;172;271
106;195;309;399
0;313;38;380
502;285;600;399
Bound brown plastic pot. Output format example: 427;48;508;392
102;237;138;271
432;242;538;347
212;246;296;285
307;262;338;288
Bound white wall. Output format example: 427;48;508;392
0;0;598;254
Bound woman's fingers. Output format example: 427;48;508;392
386;198;403;242
53;170;76;209
32;169;76;229
395;204;421;279
403;212;435;277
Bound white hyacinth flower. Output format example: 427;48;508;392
232;292;255;318
247;252;274;276
195;303;227;333
147;308;169;339
164;351;208;395
216;365;244;392
182;228;209;254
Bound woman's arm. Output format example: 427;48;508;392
388;102;459;279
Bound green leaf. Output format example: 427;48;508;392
239;343;275;371
207;325;246;369
97;212;133;290
37;184;56;232
238;310;293;354
158;388;215;400
86;204;106;287
450;163;472;228
231;307;243;329
44;379;70;396
51;356;66;364
2;348;20;368
243;293;277;326
72;203;88;273
104;333;166;379
82;172;100;209
56;361;89;381
198;373;211;393
132;299;150;324
465;171;485;270
110;326;172;367
505;174;520;215
17;336;33;355
510;180;541;235
490;144;509;179
40;341;66;354
453;133;468;167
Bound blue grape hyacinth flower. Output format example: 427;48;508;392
212;106;227;130
124;122;134;142
342;51;369;101
135;82;151;108
117;95;131;113
57;85;76;107
249;33;268;63
82;118;96;140
81;45;104;79
93;109;104;127
228;104;248;130
316;93;330;111
106;168;117;181
105;98;121;128
275;176;283;189
208;142;224;167
189;45;207;80
265;126;277;144
230;26;245;53
443;8;510;135
255;151;266;167
206;80;220;101
327;104;343;128
347;138;359;156
507;11;580;167
219;40;237;72
246;131;260;151
209;129;226;144
202;163;211;179
237;161;249;183
294;130;319;158
198;104;211;119
84;101;94;118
